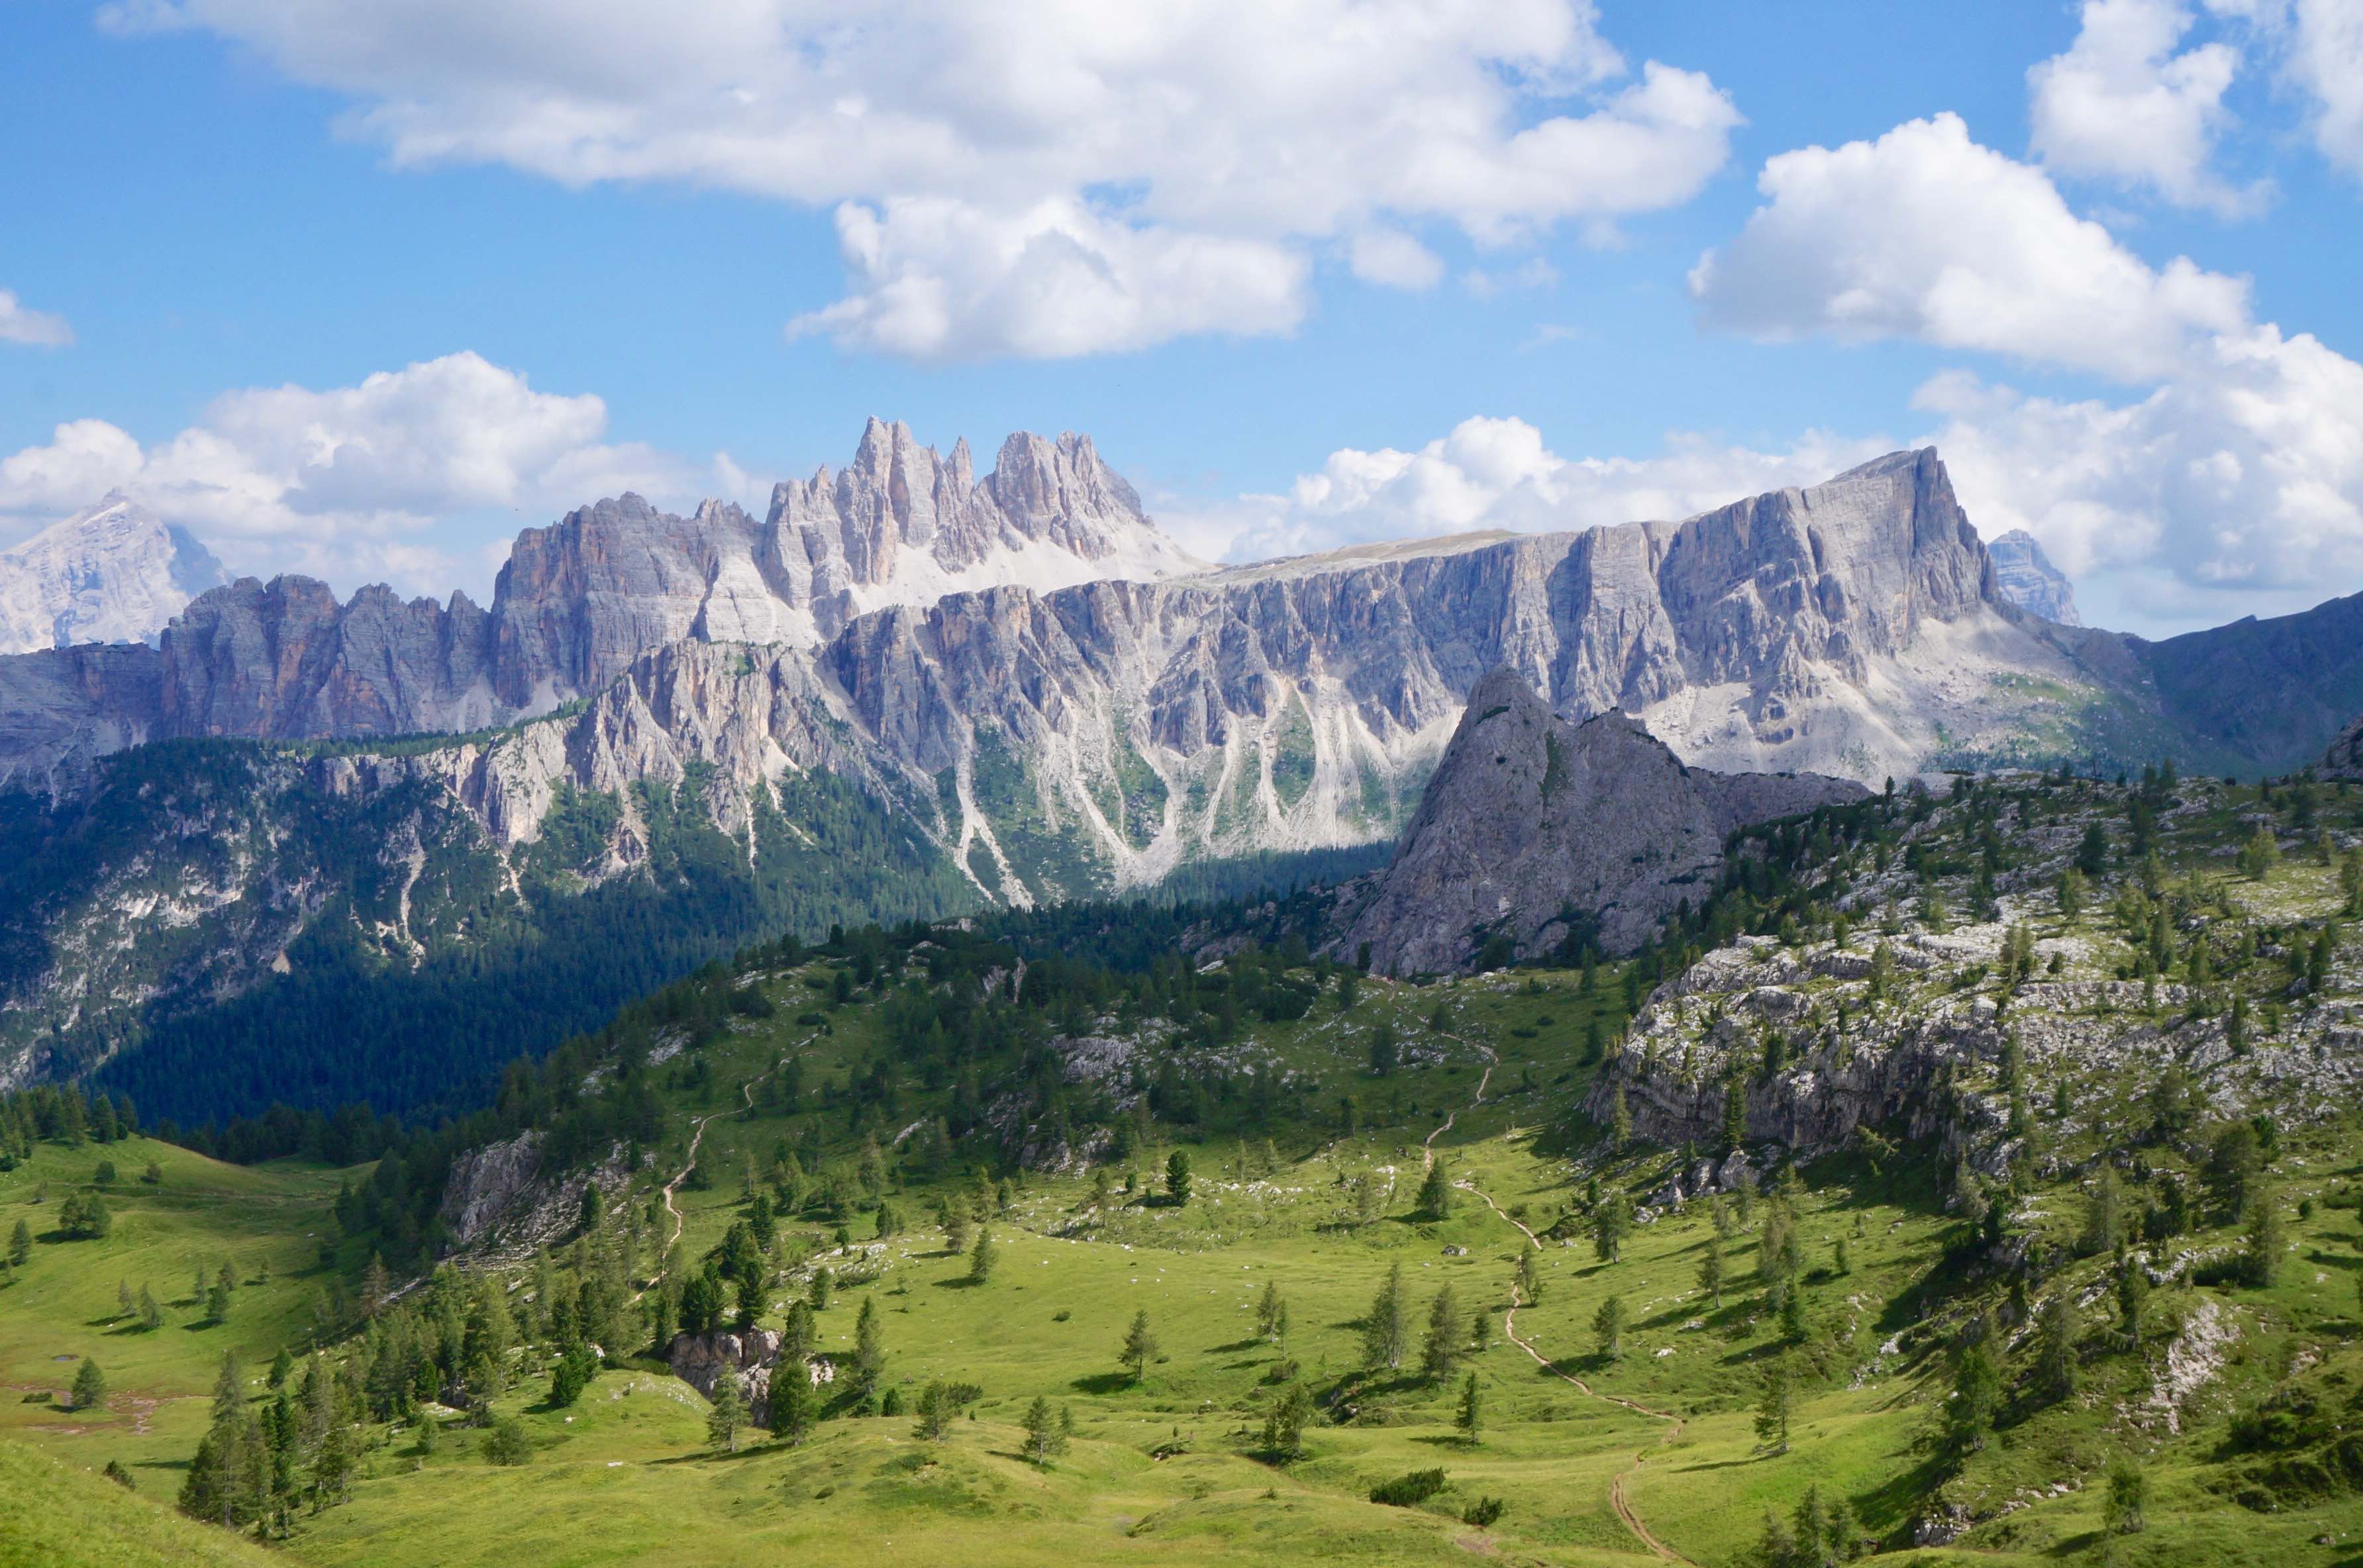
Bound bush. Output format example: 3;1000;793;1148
1462;1496;1505;1528
1370;1468;1448;1507
482;1417;533;1466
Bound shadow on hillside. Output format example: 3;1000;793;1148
1070;1372;1136;1396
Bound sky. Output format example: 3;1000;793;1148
3;0;2360;638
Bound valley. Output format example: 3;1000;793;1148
9;760;2363;1565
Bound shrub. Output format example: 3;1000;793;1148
1370;1468;1448;1506
1462;1496;1505;1528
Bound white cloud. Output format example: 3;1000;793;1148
2284;0;2363;177
1689;113;2250;382
791;197;1308;358
1163;416;1889;564
2029;0;2264;215
103;0;1740;360
0;289;74;348
1692;109;2363;634
1348;229;1446;293
0;352;715;593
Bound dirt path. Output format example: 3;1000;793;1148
635;1034;810;1302
1458;1173;1695;1565
1421;1032;1497;1170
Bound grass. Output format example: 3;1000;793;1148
11;772;2363;1564
0;1436;280;1568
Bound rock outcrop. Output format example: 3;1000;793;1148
1334;669;1866;971
0;494;226;654
2324;711;2363;780
1982;529;2079;625
667;1329;779;1423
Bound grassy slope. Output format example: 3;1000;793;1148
0;1437;279;1568
9;776;2363;1565
0;1133;354;1491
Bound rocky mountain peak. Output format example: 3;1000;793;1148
1984;527;2080;624
1333;667;1866;971
0;492;228;654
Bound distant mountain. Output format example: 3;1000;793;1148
7;436;2363;1114
2325;711;2363;780
1331;667;1866;971
1983;528;2079;624
0;493;226;654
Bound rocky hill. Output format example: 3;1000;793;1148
0;494;225;654
1333;667;1866;971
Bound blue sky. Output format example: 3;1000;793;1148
3;0;2359;636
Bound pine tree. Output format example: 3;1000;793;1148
1454;1371;1483;1446
1164;1151;1193;1206
707;1372;746;1452
211;1349;244;1426
771;1363;815;1446
1754;1358;1791;1453
1021;1395;1069;1464
1421;1285;1463;1381
7;1219;28;1267
268;1348;293;1389
2117;1259;2148;1349
1362;1263;1409;1371
137;1284;160;1332
912;1380;961;1442
1417;1159;1452;1219
783;1300;816;1363
1591;1295;1625;1361
205;1278;230;1324
1721;1079;1748;1153
1697;1246;1725;1308
968;1226;997;1283
1947;1334;2003;1458
1610;1085;1632;1153
854;1295;885;1397
71;1357;106;1411
1591;1193;1633;1262
1515;1246;1540;1306
480;1416;530;1467
2104;1453;2148;1534
2035;1293;2079;1404
1262;1382;1311;1460
1255;1279;1289;1344
1120;1308;1160;1384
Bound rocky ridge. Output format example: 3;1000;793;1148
1333;667;1866;971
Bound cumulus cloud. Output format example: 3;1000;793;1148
2283;0;2363;177
0;352;716;593
1691;109;2363;634
1689;113;2250;382
101;0;1740;360
2029;0;2264;214
1160;416;1890;565
0;289;74;348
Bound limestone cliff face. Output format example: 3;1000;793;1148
1331;669;1866;971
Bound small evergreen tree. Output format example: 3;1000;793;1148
1515;1246;1541;1306
7;1219;28;1267
1165;1150;1193;1206
1254;1279;1289;1344
1120;1308;1160;1385
1420;1284;1463;1381
481;1416;532;1466
771;1363;816;1447
2104;1453;2148;1534
1262;1382;1311;1460
2034;1293;2079;1404
1454;1371;1483;1446
1021;1395;1070;1464
1592;1295;1625;1361
1754;1358;1791;1454
1697;1245;1725;1308
968;1226;997;1283
1362;1263;1409;1371
70;1357;106;1411
707;1372;746;1452
1417;1159;1452;1219
853;1295;885;1398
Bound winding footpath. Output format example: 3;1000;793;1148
635;1033;813;1302
1425;1023;1694;1565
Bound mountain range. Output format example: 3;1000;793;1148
5;424;2363;1118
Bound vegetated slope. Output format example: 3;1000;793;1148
0;1438;279;1568
9;762;2363;1565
